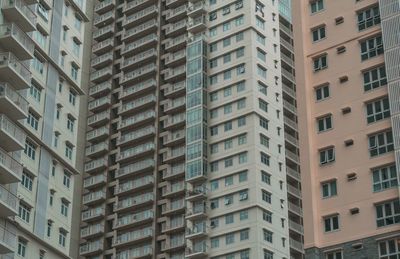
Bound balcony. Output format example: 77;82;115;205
80;240;103;256
163;49;186;67
115;210;154;230
89;80;112;98
117;126;155;147
83;173;107;189
1;0;37;32
186;186;206;202
0;23;34;60
86;126;109;143
163;146;185;163
93;25;114;42
164;19;187;37
283;83;296;99
0;52;31;89
163;81;185;98
114;228;153;248
114;193;154;212
116;247;153;259
186;205;207;221
283;99;297;115
163;34;187;52
122;19;157;42
82;190;106;206
161;219;185;234
80;223;105;239
84;158;107;174
88;96;111;113
121;63;156;86
0;114;25;152
90;66;112;83
94;11;115;28
163;113;185;130
118;110;156;131
121;49;157;71
94;0;115;14
0;82;28;120
92;38;113;55
163;96;185;114
280;37;294;53
124;0;156;15
115;176;154;196
0;147;22;183
287;184;302;198
0;222;16;254
116;159;155;179
122;33;157;56
117;142;155;163
163;130;185;146
162;65;186;82
186;170;207;184
288;202;303;216
162;181;185;198
162;164;185;180
186;244;207;259
81;207;105;222
285;132;299;147
281;53;294;68
91;52;113;70
164;4;187;22
161;239;185;252
119;94;156;116
166;0;186;8
0;185;18;217
87;110;110;128
289;220;304;235
186;223;207;240
162;200;185;215
286;149;300;164
188;2;206;17
123;5;158;29
287;167;301;182
187;16;206;33
290;238;304;253
284;116;298;131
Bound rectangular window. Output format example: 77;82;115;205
30;84;41;102
226;233;235;244
378;238;400;258
315;84;330;101
71;64;79;80
259;99;268;112
264;250;273;259
210;126;218;136
61;200;69;217
236;48;245;58
19;203;31;223
211;237;219;248
239;153;247;164
238;135;247;145
313;55;327;71
263;210;272;223
257;65;267;78
317;115;332;132
260;117;269;129
239;171;248;182
237;81;245;92
259;82;268;95
263;229;273;243
310;0;324;13
237;99;246;109
224;195;233;205
369;131;394;157
18;239;27;257
27;111;39;130
260;134;269;147
375;199;400;227
24;140;36;160
223;38;231;47
363;66;387;91
240;210;248;220
257;33;265;45
238;116;246;127
225;175;233;186
210;198;219;209
322;180;337;198
225;157;233;168
65;144;73;160
210;143;218;154
209;59;217;68
240;229;249;240
63;172;71;188
261;171;271;185
361;35;383;61
358;5;380;31
257;49;266;62
312;26;326;42
366;97;390;123
21;172;33;191
372;164;398;192
210;180;219;191
223;53;231;64
32;56;44;75
225;213;234;224
235;16;244;26
325;250;343;259
69;90;76;105
224;104;232;114
67;116;75;132
236;32;244;41
59;230;67;247
320;147;335;165
324;215;339;232
261;152;270;166
224;121;232;132
223;22;231;32
262;190;271;203
72;40;80;56
239;190;248;201
256;17;265;30
47;221;52;237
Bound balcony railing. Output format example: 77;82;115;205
119;94;156;114
81;206;105;221
0;23;34;59
80;223;104;238
122;33;157;54
116;159;155;178
116;175;154;194
92;38;113;54
116;246;152;259
0;146;23;183
1;0;37;31
123;19;157;40
119;110;155;129
118;142;155;161
121;63;156;84
83;174;106;188
115;228;153;245
89;80;112;97
118;126;155;145
115;210;154;228
124;5;158;26
86;126;109;142
122;49;156;69
84;158;107;173
80;240;103;255
163;163;185;179
0;185;18;214
0;222;16;252
0;82;28;117
0;114;26;149
82;190;106;204
164;81;185;96
0;52;31;88
115;193;154;210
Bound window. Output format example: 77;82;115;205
210;126;218;136
260;117;269;129
61;200;69;217
224;104;232;114
310;0;324;13
378;238;400;258
239;171;247;182
210;43;217;52
63;171;71;188
237;99;246;109
210;162;218;172
257;49;266;62
18;239;27;257
312;26;326;42
236;32;244;41
223;38;231;47
72;39;80;56
27;111;39;130
324;215;339;232
21;172;33;191
225;175;233;186
71;64;79;80
74;15;82;31
210;198;219;209
211;237;219;248
226;233;235;245
325;250;343;259
225;157;233;167
261;171;271;184
223;6;230;15
315;84;330;101
56;105;61;119
259;82;267;95
358;5;380;31
32;56;44;75
209;59;218;68
210;92;218;102
210;180;219;191
363;66;387;91
65;143;73;160
69;90;77;105
19;203;31;223
369;131;394;157
54;132;59;147
238;135;247;145
37;3;49;21
256;17;265;30
263;229;273;243
236;48;245;58
260;134;269;148
263;210;272;223
209;12;217;21
320;147;335;165
225;214;234;224
372;164;398;192
239;153;247;164
237;81;245;92
259;99;268;112
67;116;75;132
361;35;383;61
322;180;337;198
257;33;265;45
62;27;67;41
59;229;67;247
366;97;390;123
224;121;232;132
47;221;52;237
24;140;36;160
30;84;41;102
210;143;218;154
264;250;273;259
224;195;233;205
257;65;267;78
49;191;54;206
239;190;248;201
317;115;332;132
261;152;270;166
313;55;327;71
238;116;246;127
375;199;400;227
240;229;249;240
240;210;248;220
235;16;244;26
223;22;231;32
262;190;271;203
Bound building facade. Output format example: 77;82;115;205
0;0;90;258
80;0;303;259
293;0;400;258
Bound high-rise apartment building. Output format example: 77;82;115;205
80;0;305;258
0;0;91;258
293;0;399;258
